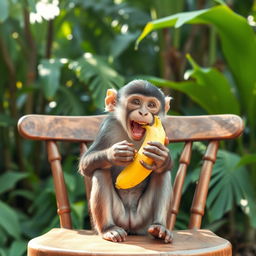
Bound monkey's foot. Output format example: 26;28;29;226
102;226;127;242
148;224;173;243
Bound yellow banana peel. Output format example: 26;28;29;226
115;116;166;189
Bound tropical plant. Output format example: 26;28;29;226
0;0;256;255
136;2;256;250
0;0;157;254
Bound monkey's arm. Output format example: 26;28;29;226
79;150;111;176
79;140;136;176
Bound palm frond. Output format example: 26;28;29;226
70;53;124;109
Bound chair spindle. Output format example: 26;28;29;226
168;141;193;230
47;141;72;229
189;140;219;229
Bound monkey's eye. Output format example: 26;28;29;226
148;101;157;108
131;98;141;105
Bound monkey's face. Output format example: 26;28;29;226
126;94;161;141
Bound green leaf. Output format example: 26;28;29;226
169;142;185;162
0;227;7;246
206;150;256;225
27;0;37;12
136;5;256;128
237;154;256;167
64;173;76;193
8;240;27;256
0;201;21;239
54;86;84;116
0;248;7;256
0;114;16;127
147;60;240;115
70;53;124;109
174;9;208;28
10;189;35;201
110;32;139;58
38;59;63;99
71;201;86;229
214;0;227;5
0;172;28;195
204;219;227;232
0;0;9;22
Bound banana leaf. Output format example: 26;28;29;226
136;5;256;128
146;54;240;115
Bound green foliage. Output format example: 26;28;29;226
136;1;256;246
53;86;85;115
38;59;64;99
0;171;28;194
137;4;256;129
238;154;256;167
70;53;124;108
148;55;240;115
0;0;9;22
208;150;256;227
0;115;16;128
8;240;27;256
0;0;256;254
0;172;29;241
110;32;139;58
0;201;21;239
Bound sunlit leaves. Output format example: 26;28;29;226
70;53;124;109
38;59;63;99
29;0;60;23
136;4;256;128
148;54;240;115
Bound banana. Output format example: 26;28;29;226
115;116;166;189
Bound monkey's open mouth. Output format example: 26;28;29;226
130;121;147;140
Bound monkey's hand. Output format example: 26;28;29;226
148;224;173;243
107;140;136;166
140;141;172;173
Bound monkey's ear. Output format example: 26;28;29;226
105;88;117;112
165;96;172;113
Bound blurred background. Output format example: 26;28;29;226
0;0;256;255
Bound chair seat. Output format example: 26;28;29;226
28;228;231;256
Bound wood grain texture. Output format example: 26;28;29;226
18;114;243;142
28;228;232;256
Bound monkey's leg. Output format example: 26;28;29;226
90;169;127;242
148;171;173;243
133;171;173;243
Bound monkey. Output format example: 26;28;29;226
79;79;173;243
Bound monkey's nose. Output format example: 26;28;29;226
139;111;148;116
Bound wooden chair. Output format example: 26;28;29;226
18;114;244;256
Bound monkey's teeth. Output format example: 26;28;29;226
131;121;146;140
132;121;148;125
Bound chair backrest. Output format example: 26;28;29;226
18;114;243;230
